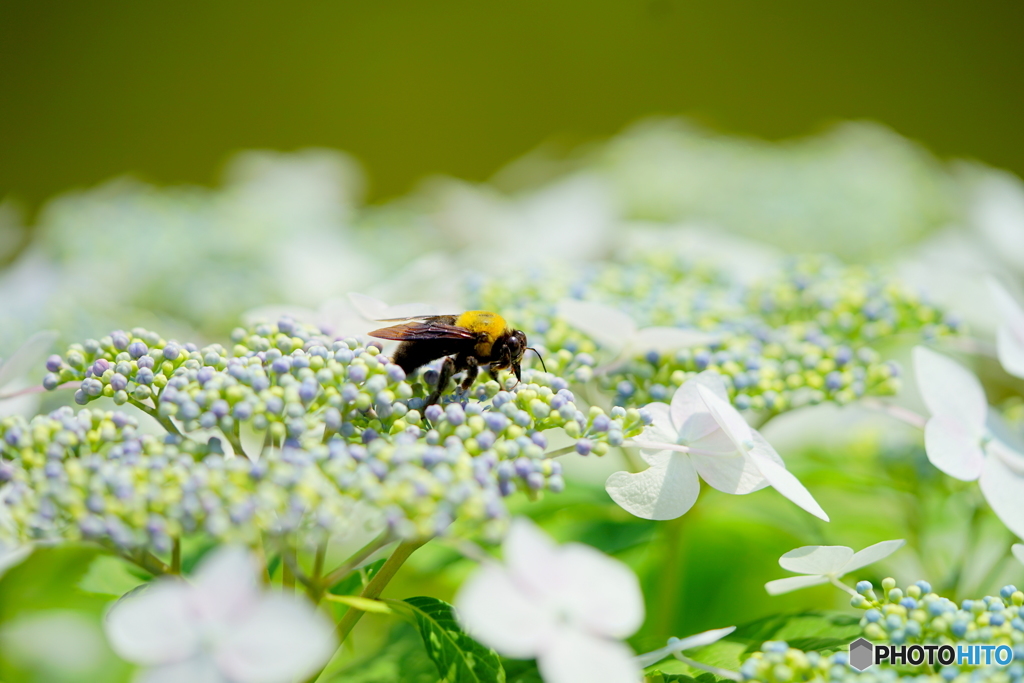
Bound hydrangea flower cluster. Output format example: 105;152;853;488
470;255;955;413
0;319;646;555
739;580;1024;683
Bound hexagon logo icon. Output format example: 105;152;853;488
849;637;874;671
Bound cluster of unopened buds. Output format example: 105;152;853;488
0;318;648;553
739;580;1024;683
470;255;956;414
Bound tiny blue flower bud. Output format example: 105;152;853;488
990;613;1006;627
45;354;63;372
348;364;367;383
915;580;932;594
74;389;88;405
856;580;873;594
864;608;881;623
1003;585;1019;600
128;341;148;359
576;439;592;456
899;597;917;610
530;432;547;449
43;373;60;390
445;404;466;426
386;364;406;383
526;472;545;490
424;404;444;423
950;620;968;638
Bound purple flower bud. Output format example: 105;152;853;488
340;384;359;403
211;399;230;418
484;412;508;432
499;479;516;496
514;458;534;479
526;471;545;491
233;402;253;420
0;462;12;482
136;367;155;385
138;355;155;370
110;373;128;391
424;404;444;423
514;410;531;427
74;389;88;405
299;381;319;403
361;428;379;444
551;377;569;391
386;364;406;383
196;366;214;385
45;355;64;373
111;331;129;350
82;378;104;396
638;408;654;425
576;439;593;456
445;403;465;426
112;412;130;428
825;371;844;391
161;343;180;361
43;373;60;390
694;350;711;370
271;357;291;374
128;341;148;359
347;364;367;383
265;396;283;415
547;474;565;493
591;414;611;432
199;412;218;429
834;346;853;366
530;431;547;449
184;343;198;353
277;318;295;336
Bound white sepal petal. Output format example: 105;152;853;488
605;452;700;521
189;547;262;625
555;544;645;639
764;575;830;596
988;278;1024;379
634;627;737;669
105;583;199;666
913;347;987;432
454;563;556;659
671;372;730;444
695;384;753;448
215;594;336;683
136;657;225;683
539;627;640;683
842;540;905;574
923;415;985;481
557;300;636;354
979;452;1024;541
778;546;853;576
627;327;718;356
748;441;829;522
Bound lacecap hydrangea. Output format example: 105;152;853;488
0;319;647;556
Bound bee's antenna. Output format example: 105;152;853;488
526;347;547;373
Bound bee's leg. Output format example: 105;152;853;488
427;356;456;405
459;355;479;392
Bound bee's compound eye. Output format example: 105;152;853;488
509;331;526;360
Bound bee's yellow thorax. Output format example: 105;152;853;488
455;311;508;358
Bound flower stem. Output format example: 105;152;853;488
318;530;393;599
861;399;927;430
828;576;860;597
651;513;688;636
308;539;426;683
673;653;742;681
171;537;181;574
127;397;182;437
337;540;424;640
543;445;576;458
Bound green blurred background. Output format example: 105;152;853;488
2;0;1023;213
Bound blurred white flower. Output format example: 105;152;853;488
913;346;1024;538
558;299;715;361
605;372;828;521
969;170;1024;274
634;626;736;669
455;518;644;683
987;278;1024;379
105;546;335;683
765;540;905;595
1013;544;1024;567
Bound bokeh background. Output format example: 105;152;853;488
3;3;1024;681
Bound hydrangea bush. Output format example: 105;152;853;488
4;123;1024;683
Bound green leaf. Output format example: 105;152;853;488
648;672;723;683
500;658;542;683
392;596;505;683
329;558;386;595
731;611;861;654
642;640;746;678
77;555;147;597
324;622;441;683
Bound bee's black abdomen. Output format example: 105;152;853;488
392;339;471;374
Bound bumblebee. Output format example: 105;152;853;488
368;311;544;404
